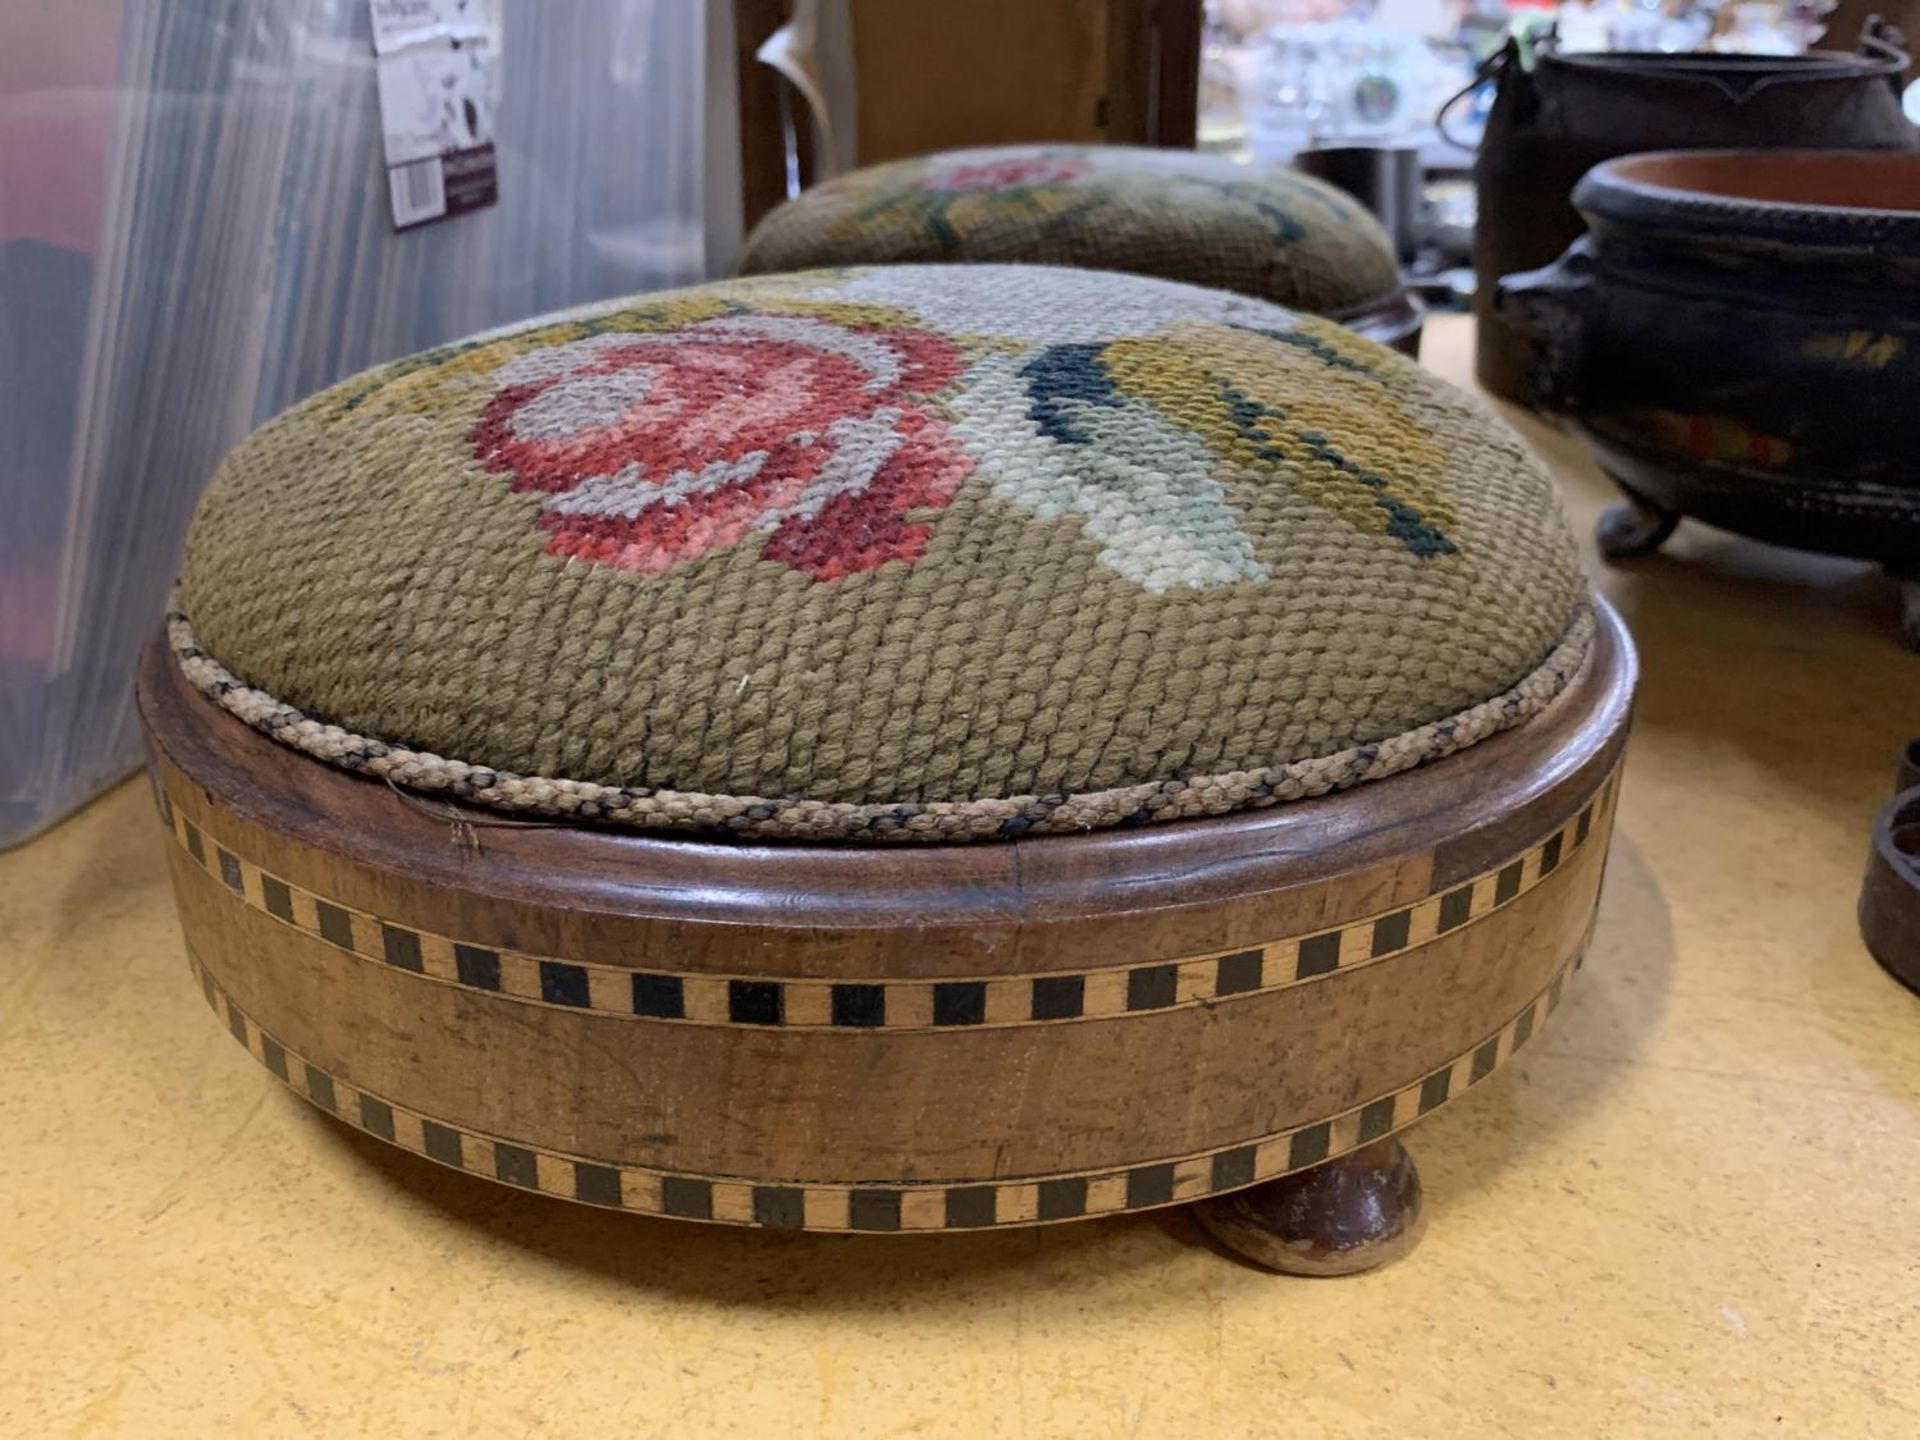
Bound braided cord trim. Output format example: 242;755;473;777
167;603;1595;845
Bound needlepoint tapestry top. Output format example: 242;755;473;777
740;145;1405;320
176;264;1586;840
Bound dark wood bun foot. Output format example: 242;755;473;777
1192;1138;1424;1276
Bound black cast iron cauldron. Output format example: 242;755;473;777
1496;149;1920;646
1470;24;1917;405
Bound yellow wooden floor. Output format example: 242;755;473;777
3;317;1915;1437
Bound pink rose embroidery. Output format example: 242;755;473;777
470;313;972;581
922;155;1090;192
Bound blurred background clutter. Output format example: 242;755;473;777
1197;0;1912;293
0;0;736;846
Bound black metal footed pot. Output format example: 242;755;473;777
1470;24;1917;405
1497;149;1920;646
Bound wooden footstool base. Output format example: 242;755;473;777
139;602;1633;1261
1333;289;1427;360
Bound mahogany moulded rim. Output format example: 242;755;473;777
136;598;1635;978
1333;287;1427;357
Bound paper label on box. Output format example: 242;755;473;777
369;0;499;56
369;0;501;230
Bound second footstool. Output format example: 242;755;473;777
740;144;1423;353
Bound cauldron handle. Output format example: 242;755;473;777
1857;15;1913;98
1435;36;1530;152
1493;238;1602;413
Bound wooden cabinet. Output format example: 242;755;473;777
736;0;1199;230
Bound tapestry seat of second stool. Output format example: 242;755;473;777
739;145;1407;325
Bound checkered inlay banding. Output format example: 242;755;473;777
159;765;1616;1032
187;946;1585;1232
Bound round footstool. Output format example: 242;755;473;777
739;145;1423;355
143;264;1630;1273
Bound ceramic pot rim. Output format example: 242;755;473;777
1575;149;1920;256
